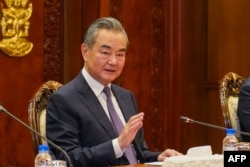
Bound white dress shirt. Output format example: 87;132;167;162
81;67;125;158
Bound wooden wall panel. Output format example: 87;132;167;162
0;0;65;166
63;0;84;82
201;0;250;154
64;0;101;82
0;0;45;166
164;0;215;153
208;0;250;78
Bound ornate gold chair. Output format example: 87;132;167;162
28;80;63;154
219;72;245;140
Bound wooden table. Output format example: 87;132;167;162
113;164;159;167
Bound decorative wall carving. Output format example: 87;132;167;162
150;0;165;151
44;0;64;82
109;0;123;21
0;0;33;57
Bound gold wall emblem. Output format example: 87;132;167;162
0;0;33;57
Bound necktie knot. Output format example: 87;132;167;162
103;86;111;97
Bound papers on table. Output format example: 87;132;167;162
144;161;163;166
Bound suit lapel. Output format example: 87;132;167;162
111;85;145;162
73;73;145;162
111;86;133;122
75;74;117;138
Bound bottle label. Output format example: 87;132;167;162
223;146;238;151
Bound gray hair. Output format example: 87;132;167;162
83;17;129;48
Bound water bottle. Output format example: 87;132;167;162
222;128;238;152
34;144;52;167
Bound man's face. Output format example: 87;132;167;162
81;29;127;86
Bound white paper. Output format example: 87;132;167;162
144;161;163;166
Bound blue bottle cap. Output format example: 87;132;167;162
38;144;49;152
226;128;236;135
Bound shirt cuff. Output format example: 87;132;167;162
112;138;123;158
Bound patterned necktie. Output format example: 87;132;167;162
103;86;138;164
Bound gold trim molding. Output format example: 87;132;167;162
0;0;33;57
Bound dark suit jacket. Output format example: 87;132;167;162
237;77;250;141
46;72;160;167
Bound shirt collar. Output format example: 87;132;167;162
81;67;111;96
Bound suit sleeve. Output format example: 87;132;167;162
128;92;161;162
134;127;160;162
46;93;120;167
237;81;250;141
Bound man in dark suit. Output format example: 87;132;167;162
237;77;250;142
46;17;182;167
